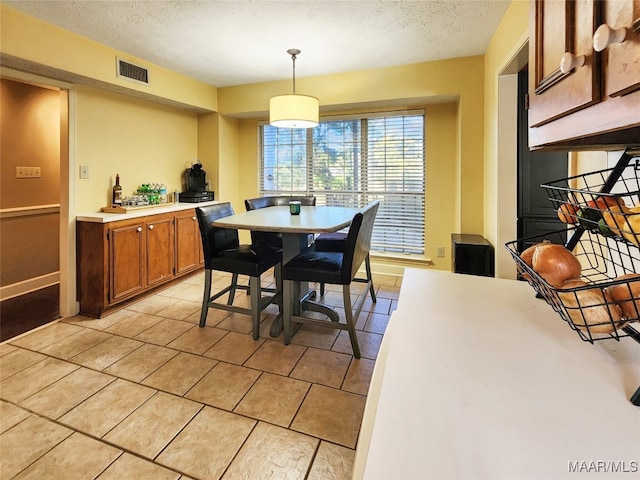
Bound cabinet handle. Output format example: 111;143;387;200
593;24;627;52
136;227;142;232
559;52;585;74
148;224;154;230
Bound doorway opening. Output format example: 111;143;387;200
0;71;74;341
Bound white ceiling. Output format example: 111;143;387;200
4;0;511;88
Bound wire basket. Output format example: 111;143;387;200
505;228;640;343
541;163;640;247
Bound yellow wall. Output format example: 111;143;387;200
0;4;217;112
74;86;199;212
483;0;529;276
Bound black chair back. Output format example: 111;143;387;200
343;201;379;281
271;195;317;207
196;203;239;269
244;196;273;211
245;195;316;211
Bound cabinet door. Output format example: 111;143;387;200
175;211;200;275
110;222;145;302
146;214;175;287
599;0;640;97
529;0;601;127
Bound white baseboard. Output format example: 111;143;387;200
0;272;60;302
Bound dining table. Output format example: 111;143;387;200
212;204;361;336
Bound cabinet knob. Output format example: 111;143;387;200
593;24;627;52
136;226;142;232
559;52;585;74
192;216;196;221
148;224;154;230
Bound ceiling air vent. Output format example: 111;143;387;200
116;57;149;85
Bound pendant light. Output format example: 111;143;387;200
269;49;319;129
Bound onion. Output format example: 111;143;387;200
520;241;549;267
606;273;640;321
558;279;625;333
532;243;582;288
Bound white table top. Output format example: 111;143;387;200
212;205;360;234
355;268;640;479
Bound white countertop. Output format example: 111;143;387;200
354;268;640;479
76;201;218;223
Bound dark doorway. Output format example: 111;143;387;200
517;70;568;247
0;285;60;341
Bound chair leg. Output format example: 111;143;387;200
228;273;239;305
199;269;213;327
249;276;261;340
283;279;294;345
320;283;325;297
274;263;283;315
343;284;361;359
365;254;376;303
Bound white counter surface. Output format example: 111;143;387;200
354;268;640;479
76;201;218;223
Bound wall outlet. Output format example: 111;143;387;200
16;166;41;178
79;165;90;179
436;246;445;258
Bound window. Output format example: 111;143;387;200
259;110;425;255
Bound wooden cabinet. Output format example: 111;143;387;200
175;210;203;275
528;0;640;149
110;219;146;302
145;214;175;286
77;208;203;317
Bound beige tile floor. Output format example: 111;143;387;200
0;269;400;480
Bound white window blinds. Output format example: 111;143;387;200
259;110;425;255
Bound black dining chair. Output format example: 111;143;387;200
281;200;379;358
244;195;317;251
196;203;282;340
314;229;377;303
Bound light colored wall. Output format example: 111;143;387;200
0;4;217;112
425;102;459;268
483;0;529;278
74;85;199;212
197;112;219;196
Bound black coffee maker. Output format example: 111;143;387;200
180;162;215;203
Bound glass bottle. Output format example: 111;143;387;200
112;174;123;206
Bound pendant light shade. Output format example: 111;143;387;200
270;49;319;129
270;94;319;128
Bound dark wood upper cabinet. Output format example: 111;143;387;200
529;0;600;127
601;0;640;97
528;0;640;150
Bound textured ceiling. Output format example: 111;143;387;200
4;0;511;87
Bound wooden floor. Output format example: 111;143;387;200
0;285;60;342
